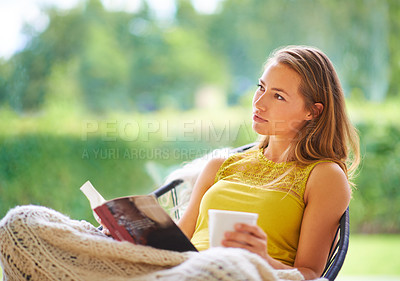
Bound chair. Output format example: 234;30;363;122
151;143;350;281
322;207;350;281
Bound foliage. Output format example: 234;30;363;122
0;105;255;223
345;98;400;233
0;100;399;233
351;123;400;233
1;0;399;113
0;0;399;233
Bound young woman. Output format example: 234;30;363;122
178;46;360;280
0;45;359;281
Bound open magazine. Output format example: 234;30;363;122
80;181;197;252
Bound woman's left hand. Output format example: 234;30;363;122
221;223;268;259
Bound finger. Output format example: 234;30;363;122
234;223;267;240
224;230;264;248
222;239;251;250
102;228;111;236
222;235;266;256
222;232;268;259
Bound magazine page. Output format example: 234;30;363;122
80;180;197;252
95;195;197;252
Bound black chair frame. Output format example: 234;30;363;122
151;144;350;281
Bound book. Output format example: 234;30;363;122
80;181;198;252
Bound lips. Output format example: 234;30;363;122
252;113;268;123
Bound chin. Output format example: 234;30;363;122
252;123;269;136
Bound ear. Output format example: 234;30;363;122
305;102;324;120
313;103;324;117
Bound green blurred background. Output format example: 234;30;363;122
0;0;399;279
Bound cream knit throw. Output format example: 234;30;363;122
0;205;326;281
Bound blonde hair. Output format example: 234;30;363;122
259;46;360;184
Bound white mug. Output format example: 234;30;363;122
208;209;258;247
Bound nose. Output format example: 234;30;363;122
253;90;267;111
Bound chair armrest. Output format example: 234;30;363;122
151;179;184;198
322;207;350;280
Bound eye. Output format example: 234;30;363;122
257;84;265;91
274;93;285;101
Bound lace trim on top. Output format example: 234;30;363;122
215;148;327;201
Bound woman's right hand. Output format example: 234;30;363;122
98;219;111;236
102;227;111;236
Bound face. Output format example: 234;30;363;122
252;62;312;140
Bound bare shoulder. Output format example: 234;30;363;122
178;156;227;236
199;157;227;183
310;162;347;182
206;156;227;170
305;162;351;208
194;157;226;194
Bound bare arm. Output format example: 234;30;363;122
178;157;226;239
222;162;351;280
294;162;351;278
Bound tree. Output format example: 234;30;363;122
1;0;398;114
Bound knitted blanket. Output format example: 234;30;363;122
0;205;326;281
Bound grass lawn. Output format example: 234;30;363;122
1;234;399;279
338;234;400;277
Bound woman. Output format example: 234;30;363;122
178;45;360;280
0;45;359;281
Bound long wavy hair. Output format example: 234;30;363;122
259;46;360;184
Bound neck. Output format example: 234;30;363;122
263;136;294;163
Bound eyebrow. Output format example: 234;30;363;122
272;87;290;96
258;79;290;97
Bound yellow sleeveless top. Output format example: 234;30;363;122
190;148;328;266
